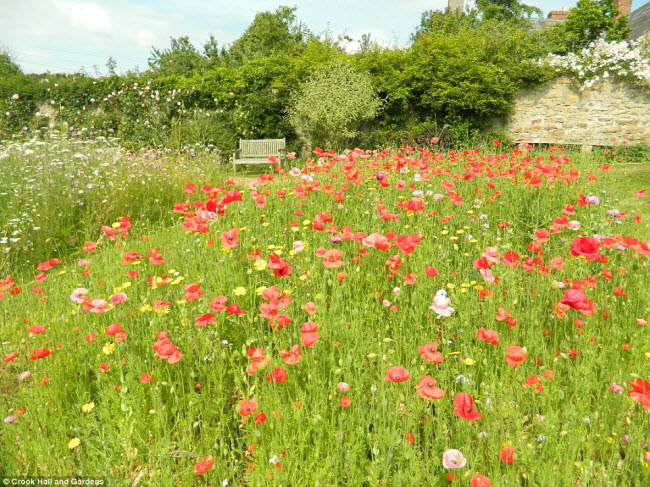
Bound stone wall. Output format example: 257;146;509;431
508;77;650;146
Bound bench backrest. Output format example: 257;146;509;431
240;139;285;157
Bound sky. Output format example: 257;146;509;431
0;0;646;75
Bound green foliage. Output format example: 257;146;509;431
409;20;553;119
0;50;22;78
225;6;309;67
288;62;382;149
475;0;542;21
547;0;631;53
148;36;210;77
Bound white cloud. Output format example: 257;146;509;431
54;1;112;33
137;30;155;49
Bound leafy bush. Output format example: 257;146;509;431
288;62;383;149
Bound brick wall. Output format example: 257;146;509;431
508;77;650;146
616;0;632;17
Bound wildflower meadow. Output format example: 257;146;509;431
1;139;649;486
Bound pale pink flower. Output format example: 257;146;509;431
442;449;467;469
609;382;625;394
337;382;350;392
110;292;128;305
70;288;89;304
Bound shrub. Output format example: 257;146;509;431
288;62;382;149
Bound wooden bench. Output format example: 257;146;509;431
232;138;285;174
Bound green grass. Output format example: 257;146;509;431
1;142;649;486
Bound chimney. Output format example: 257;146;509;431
448;0;464;16
547;10;570;20
615;0;632;17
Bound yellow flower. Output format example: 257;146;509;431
122;282;132;288
441;230;449;235
290;227;300;233
233;286;247;296
302;220;311;225
299;274;308;281
464;358;475;366
254;260;267;271
81;402;95;413
170;277;184;285
102;343;115;355
256;286;267;296
221;246;233;253
262;222;270;227
68;438;81;450
446;283;456;290
175;300;187;306
111;222;121;229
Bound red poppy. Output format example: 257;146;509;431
183;283;204;301
471;474;492;487
385;366;410;383
425;266;439;277
418;343;444;363
254;412;267;424
268;253;292;277
140;373;153;384
194;456;214;475
501;251;520;268
569;237;602;261
558;289;596;316
340;396;352;408
194;313;216;327
500;448;515;464
477;327;499;346
451;393;482;421
505;345;527;368
416;376;445;400
31;348;52;361
280;345;302;365
238;398;259;417
266;368;288;384
4;352;18;362
220;228;240;248
27;325;46;335
627;378;650;409
152;332;183;364
300;332;319;348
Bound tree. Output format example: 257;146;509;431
475;0;542;22
0;49;22;78
148;36;209;76
106;57;117;76
288;62;382;149
552;0;630;53
225;6;310;66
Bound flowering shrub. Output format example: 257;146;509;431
539;38;650;89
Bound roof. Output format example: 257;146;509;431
528;18;565;33
630;2;650;40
